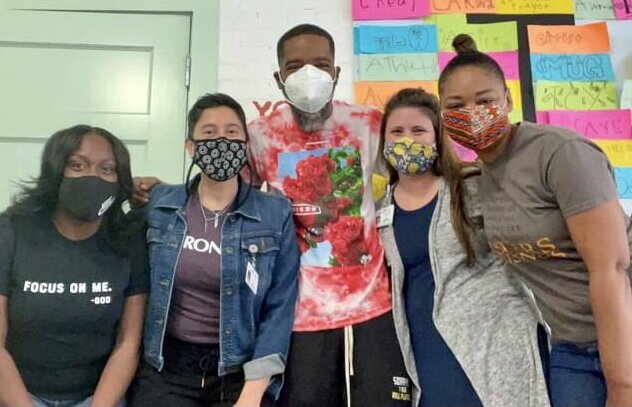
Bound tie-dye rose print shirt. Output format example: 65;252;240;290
248;101;392;331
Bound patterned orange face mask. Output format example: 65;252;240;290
442;103;510;151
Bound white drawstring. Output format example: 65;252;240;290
344;325;355;407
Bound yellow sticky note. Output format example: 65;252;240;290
496;0;574;14
436;14;518;52
372;174;389;202
506;80;522;110
509;109;524;123
535;81;618;111
593;140;632;167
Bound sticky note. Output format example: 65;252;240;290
352;0;430;20
440;51;519;80
451;141;478;162
436;14;518;52
358;53;439;81
355;81;439;109
593;140;632;167
496;0;574;14
527;22;611;54
355;24;438;54
530;54;615;82
536;111;550;124
573;0;616;19
535;81;618;111
613;0;632;19
622;80;632;109
547;110;632;140
614;168;632;198
431;0;496;14
509;109;524;124
507;80;523;109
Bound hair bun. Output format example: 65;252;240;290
452;34;478;54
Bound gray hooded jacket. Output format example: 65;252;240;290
377;170;550;407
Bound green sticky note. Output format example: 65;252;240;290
359;53;439;81
509;109;524;123
574;0;616;20
621;80;632;109
436;14;518;52
535;81;618;111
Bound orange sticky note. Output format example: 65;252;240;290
354;81;439;110
527;22;611;54
431;0;496;14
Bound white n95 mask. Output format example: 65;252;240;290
280;64;335;114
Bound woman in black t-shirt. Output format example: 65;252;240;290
0;125;148;407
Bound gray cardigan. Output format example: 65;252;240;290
378;172;550;407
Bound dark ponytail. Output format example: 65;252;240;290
438;34;507;95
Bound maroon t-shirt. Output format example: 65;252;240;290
167;192;225;344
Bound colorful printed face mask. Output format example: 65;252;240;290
383;137;438;176
442;103;510;151
279;64;335;114
192;137;248;182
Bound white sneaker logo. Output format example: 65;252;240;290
98;196;116;217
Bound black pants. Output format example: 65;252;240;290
127;335;275;407
277;311;411;407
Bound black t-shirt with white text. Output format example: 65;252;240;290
0;212;148;400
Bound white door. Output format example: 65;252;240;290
0;8;191;209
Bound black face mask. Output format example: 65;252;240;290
57;176;119;222
192;137;248;182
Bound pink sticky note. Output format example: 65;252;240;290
536;111;550;124
352;0;430;20
613;0;632;19
439;51;520;80
547;110;632;140
451;140;478;162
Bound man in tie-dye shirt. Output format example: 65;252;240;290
248;24;410;407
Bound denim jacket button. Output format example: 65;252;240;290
225;287;234;296
248;244;259;254
225;326;232;335
156;319;163;326
225;247;233;255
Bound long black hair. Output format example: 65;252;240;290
6;125;135;255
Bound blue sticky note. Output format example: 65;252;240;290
530;54;615;82
615;168;632;199
355;24;438;54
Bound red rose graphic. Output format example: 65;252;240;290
325;216;366;266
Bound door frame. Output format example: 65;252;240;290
5;0;219;111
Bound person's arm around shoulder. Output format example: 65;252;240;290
90;231;149;407
0;215;33;407
548;140;632;406
235;198;300;407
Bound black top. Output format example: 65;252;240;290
393;196;482;407
0;212;148;400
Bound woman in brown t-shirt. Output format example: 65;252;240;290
437;34;632;407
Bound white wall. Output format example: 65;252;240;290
217;0;355;121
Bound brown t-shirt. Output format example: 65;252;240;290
480;121;631;344
167;192;224;344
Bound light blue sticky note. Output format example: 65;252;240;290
359;53;439;81
530;54;615;82
615;168;632;198
355;24;438;54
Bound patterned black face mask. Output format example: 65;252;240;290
192;137;248;182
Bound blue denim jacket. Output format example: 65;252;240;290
142;177;300;399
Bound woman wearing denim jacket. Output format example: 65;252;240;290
128;93;300;407
376;88;550;407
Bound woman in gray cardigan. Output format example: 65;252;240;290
376;88;549;407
